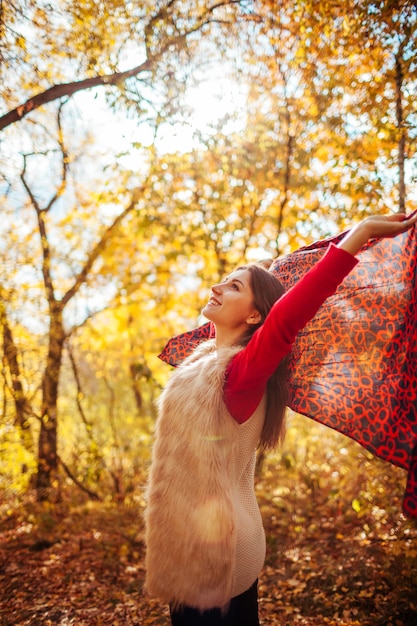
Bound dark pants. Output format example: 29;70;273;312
169;580;260;626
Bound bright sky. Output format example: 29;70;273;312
74;72;247;161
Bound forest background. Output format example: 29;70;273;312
0;0;417;624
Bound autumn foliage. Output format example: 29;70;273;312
1;0;417;624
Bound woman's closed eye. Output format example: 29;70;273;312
221;278;239;290
220;275;245;291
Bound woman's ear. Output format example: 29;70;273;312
246;310;262;325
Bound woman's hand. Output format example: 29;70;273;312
338;211;417;256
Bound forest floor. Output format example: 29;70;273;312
1;477;416;626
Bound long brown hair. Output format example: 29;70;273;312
236;263;289;451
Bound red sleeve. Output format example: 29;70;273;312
224;244;358;423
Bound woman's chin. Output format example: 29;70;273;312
201;305;216;321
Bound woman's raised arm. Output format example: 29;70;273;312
338;212;417;256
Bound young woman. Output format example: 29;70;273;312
145;213;417;626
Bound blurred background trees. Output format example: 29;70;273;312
0;0;416;517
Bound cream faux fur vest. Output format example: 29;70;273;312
145;341;264;611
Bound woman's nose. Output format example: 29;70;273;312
211;283;222;294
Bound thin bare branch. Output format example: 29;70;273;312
61;188;143;306
57;455;102;501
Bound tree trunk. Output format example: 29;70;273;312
395;50;406;213
1;298;34;452
36;304;65;501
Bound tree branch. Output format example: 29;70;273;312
0;1;253;132
67;342;95;441
0;59;153;131
57;455;102;501
45;103;69;212
61;188;142;306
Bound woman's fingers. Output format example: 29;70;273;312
338;211;417;255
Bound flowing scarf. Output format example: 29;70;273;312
158;227;417;518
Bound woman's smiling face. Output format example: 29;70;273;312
202;268;261;334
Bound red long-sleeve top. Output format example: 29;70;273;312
224;243;358;423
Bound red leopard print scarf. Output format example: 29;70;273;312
158;227;417;518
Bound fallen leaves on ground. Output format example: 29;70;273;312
0;480;416;625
